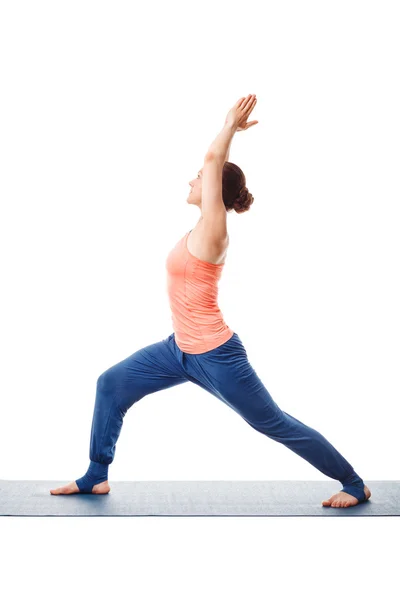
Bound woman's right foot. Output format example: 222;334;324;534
322;484;371;507
50;480;110;495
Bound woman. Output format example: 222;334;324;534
51;94;371;508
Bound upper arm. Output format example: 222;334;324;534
201;152;228;243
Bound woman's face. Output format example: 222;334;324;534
187;168;203;207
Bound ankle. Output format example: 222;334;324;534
75;460;109;493
87;460;109;481
341;470;364;489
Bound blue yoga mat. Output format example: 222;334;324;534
0;480;397;517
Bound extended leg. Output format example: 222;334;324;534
189;333;367;503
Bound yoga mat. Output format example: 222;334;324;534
0;480;398;517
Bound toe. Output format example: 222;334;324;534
324;495;336;506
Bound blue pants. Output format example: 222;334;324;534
75;332;366;501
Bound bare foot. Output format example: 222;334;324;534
322;484;371;508
50;480;111;495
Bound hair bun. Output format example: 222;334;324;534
234;186;254;214
239;186;248;200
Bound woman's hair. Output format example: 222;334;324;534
222;161;254;214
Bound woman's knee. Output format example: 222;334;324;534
96;367;120;395
241;402;288;437
97;366;143;416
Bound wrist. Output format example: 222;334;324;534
224;121;238;133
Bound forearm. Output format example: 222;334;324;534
224;136;232;163
206;123;237;161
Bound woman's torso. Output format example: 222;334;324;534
165;219;233;354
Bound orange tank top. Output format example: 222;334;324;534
165;230;234;354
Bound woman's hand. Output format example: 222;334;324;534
225;94;258;131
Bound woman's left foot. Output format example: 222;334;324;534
322;484;371;507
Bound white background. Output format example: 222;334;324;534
1;1;398;598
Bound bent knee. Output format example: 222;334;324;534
96;369;119;395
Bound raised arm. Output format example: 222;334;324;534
201;124;236;242
201;95;258;242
